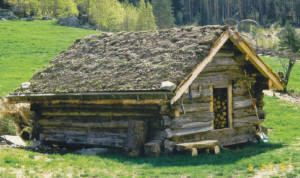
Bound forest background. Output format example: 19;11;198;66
1;0;300;32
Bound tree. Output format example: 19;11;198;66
278;22;300;92
89;0;125;32
122;0;139;31
152;0;174;29
136;0;157;31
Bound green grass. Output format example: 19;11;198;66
262;56;300;94
0;21;299;177
0;20;98;97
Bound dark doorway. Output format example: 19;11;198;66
213;88;228;129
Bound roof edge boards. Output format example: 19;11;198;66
229;30;284;91
7;91;173;104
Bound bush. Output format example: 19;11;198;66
0;98;32;137
0;99;16;135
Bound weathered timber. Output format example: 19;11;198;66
18;99;169;106
38;104;160;111
209;58;239;66
176;140;218;150
171;121;213;130
214;52;234;58
144;140;161;157
171;30;230;105
233;98;253;110
202;65;240;73
40;110;158;117
233;107;256;119
176;103;210;113
165;126;213;139
228;83;233;128
172;111;214;123
7;92;173;103
39;119;129;129
172;126;256;145
124;120;146;156
233;116;259;127
233;86;248;96
41;128;128;139
182;89;212;100
40;133;124;147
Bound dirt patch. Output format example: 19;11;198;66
263;90;300;104
14;25;227;94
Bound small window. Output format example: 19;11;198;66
213;88;229;129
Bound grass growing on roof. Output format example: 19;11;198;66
0;20;98;97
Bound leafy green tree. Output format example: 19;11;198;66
136;0;157;31
152;0;174;29
89;0;125;32
122;0;139;31
278;22;300;92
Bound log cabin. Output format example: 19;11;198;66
7;26;284;156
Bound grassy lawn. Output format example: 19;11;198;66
0;21;299;177
262;56;300;94
0;20;97;97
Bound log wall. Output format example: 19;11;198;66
31;103;164;155
164;42;267;148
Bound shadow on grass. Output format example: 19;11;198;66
98;143;283;167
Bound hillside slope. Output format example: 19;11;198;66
0;20;97;96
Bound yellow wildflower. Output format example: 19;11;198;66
280;163;286;170
260;164;266;170
248;164;253;172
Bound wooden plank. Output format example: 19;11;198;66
175;103;210;113
209;85;214;112
171;30;230;105
228;83;233;128
229;31;284;91
39;119;129;129
166;126;213;138
176;140;218;150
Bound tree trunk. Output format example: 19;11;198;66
284;58;296;92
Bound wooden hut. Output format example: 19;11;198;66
7;26;284;156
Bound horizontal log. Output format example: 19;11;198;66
233;116;259;127
233;86;248;96
41;110;159;118
172;126;257;145
41;127;128;138
202;65;240;73
233;98;253;110
40;133;124;148
214;52;234;58
171;120;213;130
183;96;211;104
173;111;214;122
209;57;238;66
8;92;172;103
38;104;159;111
39;119;129;129
166;126;213;138
233;107;256;119
219;134;255;146
176;140;218;150
29;99;169;106
175;103;210;113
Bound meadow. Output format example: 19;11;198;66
0;20;299;177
